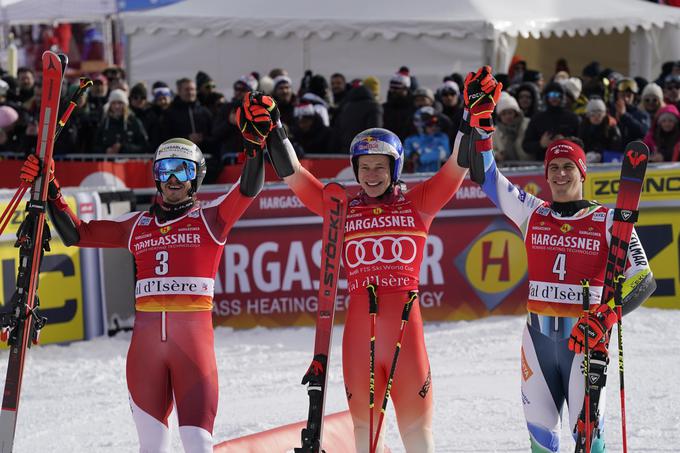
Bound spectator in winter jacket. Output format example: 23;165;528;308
611;77;650;145
493;92;531;162
437;81;464;144
159;78;213;152
196;70;216;106
563;77;588;116
513;82;541;119
522;81;581;161
578;98;622;161
644;104;680;162
413;88;435;109
403;106;450;173
663;74;680;110
0;105;35;155
329;72;350;124
93;89;149;154
151;84;172;114
272;75;296;130
128;83;159;153
382;72;415;142
291;101;332;154
16;67;36;105
640;83;665;119
330;84;382;153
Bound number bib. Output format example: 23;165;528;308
525;205;610;317
128;206;224;311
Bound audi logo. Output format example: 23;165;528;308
344;236;417;268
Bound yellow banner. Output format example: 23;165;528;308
632;208;680;309
0;195;84;346
585;165;680;203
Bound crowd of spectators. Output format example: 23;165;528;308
2;55;680;181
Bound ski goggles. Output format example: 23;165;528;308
153;158;197;183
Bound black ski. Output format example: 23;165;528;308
0;51;64;453
574;141;649;453
295;183;347;453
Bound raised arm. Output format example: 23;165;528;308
238;92;325;217
20;154;132;248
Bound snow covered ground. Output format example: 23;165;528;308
1;307;679;452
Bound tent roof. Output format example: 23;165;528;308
121;0;680;40
0;0;117;24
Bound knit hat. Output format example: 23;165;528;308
153;86;172;100
582;61;602;78
563;77;582;100
496;92;521;114
413;87;434;102
0;79;8;96
294;102;316;118
234;74;258;92
437;80;459;96
586;98;607;115
544;139;587;180
389;72;411;90
258;75;274;95
362;76;380;99
130;83;147;100
108;88;129;105
0;105;18;128
195;70;213;89
273;75;292;90
641;82;663;103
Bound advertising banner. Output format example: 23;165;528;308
205;164;680;328
0;191;106;345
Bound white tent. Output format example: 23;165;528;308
0;0;117;24
118;0;680;95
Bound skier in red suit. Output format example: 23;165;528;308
20;137;265;453
235;83;498;451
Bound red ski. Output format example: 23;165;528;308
0;50;64;453
296;183;348;453
574;141;649;453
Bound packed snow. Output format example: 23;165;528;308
1;307;678;452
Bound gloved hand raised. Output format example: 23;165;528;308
235;92;278;148
463;65;502;134
568;303;618;354
20;154;54;185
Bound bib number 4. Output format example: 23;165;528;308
552;253;566;281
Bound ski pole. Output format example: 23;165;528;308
614;274;628;453
367;284;378;452
371;290;417;453
0;184;29;236
55;77;92;141
581;279;591;453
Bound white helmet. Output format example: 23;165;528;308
153;138;207;194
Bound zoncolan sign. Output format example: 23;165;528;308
587;168;680;202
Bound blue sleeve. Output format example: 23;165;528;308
477;136;546;235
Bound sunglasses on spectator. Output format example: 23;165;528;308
441;92;457;97
667;84;680;90
643;97;658;103
131;95;145;101
545;91;562;99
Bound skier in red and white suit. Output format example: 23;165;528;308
237;89;483;452
460;67;656;453
20;137;266;453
